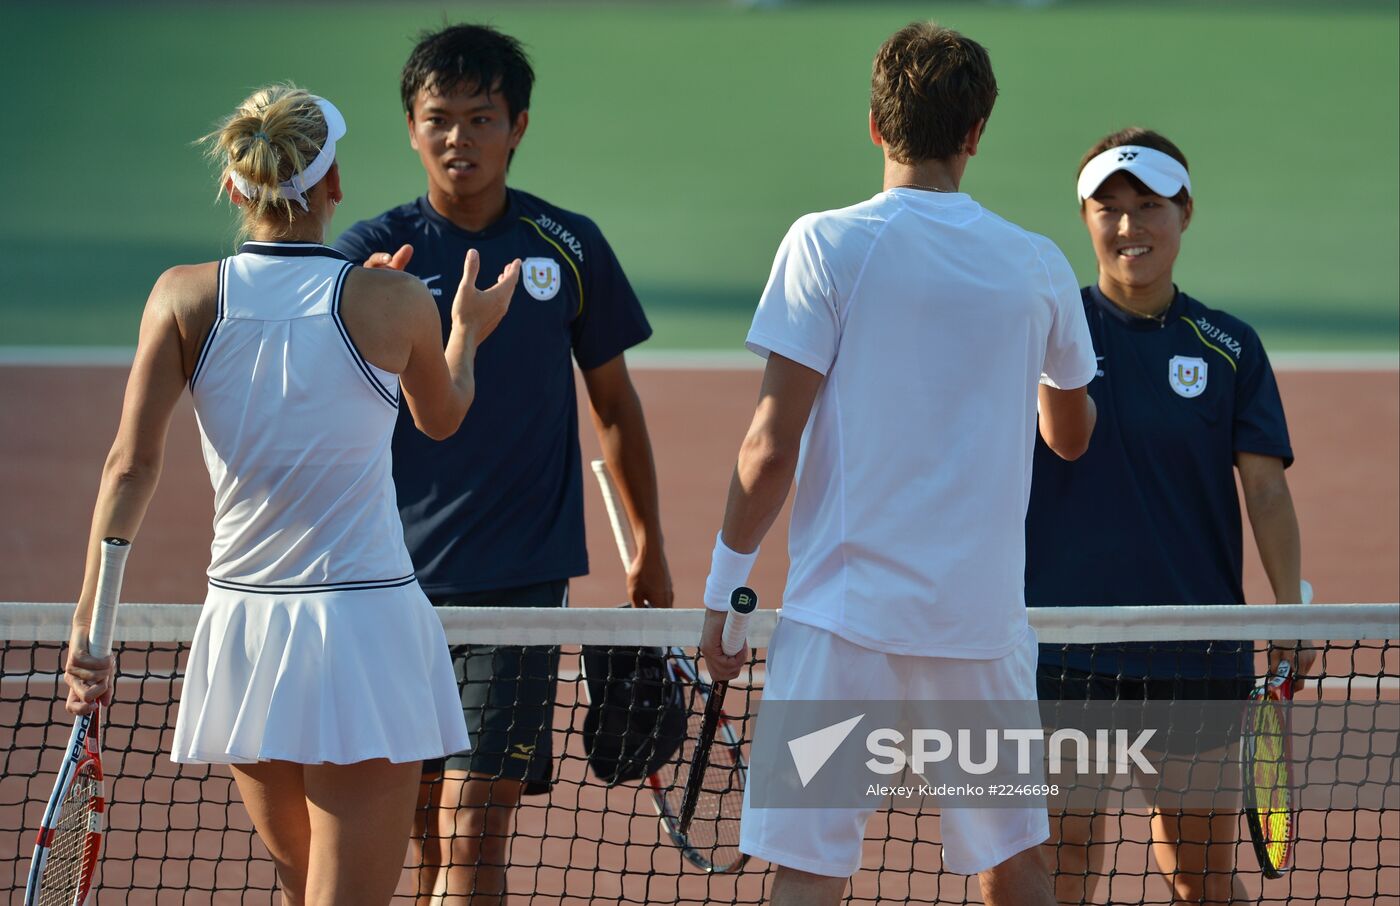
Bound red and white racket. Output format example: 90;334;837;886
25;537;130;906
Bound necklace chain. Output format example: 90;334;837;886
893;183;952;194
1111;298;1171;324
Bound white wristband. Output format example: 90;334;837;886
704;531;759;612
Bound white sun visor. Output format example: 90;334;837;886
229;96;347;211
1076;145;1191;203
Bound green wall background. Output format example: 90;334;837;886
3;2;1396;351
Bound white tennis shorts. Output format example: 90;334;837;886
739;617;1048;877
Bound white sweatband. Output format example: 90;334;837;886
704;531;759;612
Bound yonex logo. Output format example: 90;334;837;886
1118;150;1139;161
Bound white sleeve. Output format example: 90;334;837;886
1036;240;1097;390
745;216;840;376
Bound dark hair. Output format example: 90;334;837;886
1079;127;1191;205
401;24;534;122
870;22;997;164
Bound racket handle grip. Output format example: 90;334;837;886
88;537;131;657
721;586;758;657
590;459;637;568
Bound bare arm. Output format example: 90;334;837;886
1238;452;1302;603
66;267;203;715
721;355;824;550
1038;384;1097;461
393;249;519;440
1237;451;1314;674
702;353;824;679
582;354;672;608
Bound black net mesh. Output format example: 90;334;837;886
2;604;1395;904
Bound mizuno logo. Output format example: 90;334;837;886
419;274;442;297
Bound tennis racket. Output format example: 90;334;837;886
1242;658;1296;879
677;584;756;837
590;460;750;873
25;537;131;906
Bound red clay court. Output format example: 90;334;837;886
3;361;1396;608
2;360;1396;904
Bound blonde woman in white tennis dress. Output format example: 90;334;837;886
60;85;519;905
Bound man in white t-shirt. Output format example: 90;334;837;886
699;22;1098;906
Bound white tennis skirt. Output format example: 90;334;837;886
171;581;471;765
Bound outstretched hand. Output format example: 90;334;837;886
453;249;520;344
363;244;414;270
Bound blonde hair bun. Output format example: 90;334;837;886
204;84;332;220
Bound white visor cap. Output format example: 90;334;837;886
228;96;347;211
1076;145;1191;203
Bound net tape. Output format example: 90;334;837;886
2;602;1396;905
5;602;1397;645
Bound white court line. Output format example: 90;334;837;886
627;349;760;370
0;346;139;366
1270;351;1400;372
1;346;1397;372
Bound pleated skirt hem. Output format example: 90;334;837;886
170;581;471;765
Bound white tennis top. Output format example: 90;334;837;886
748;189;1096;659
189;241;415;594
